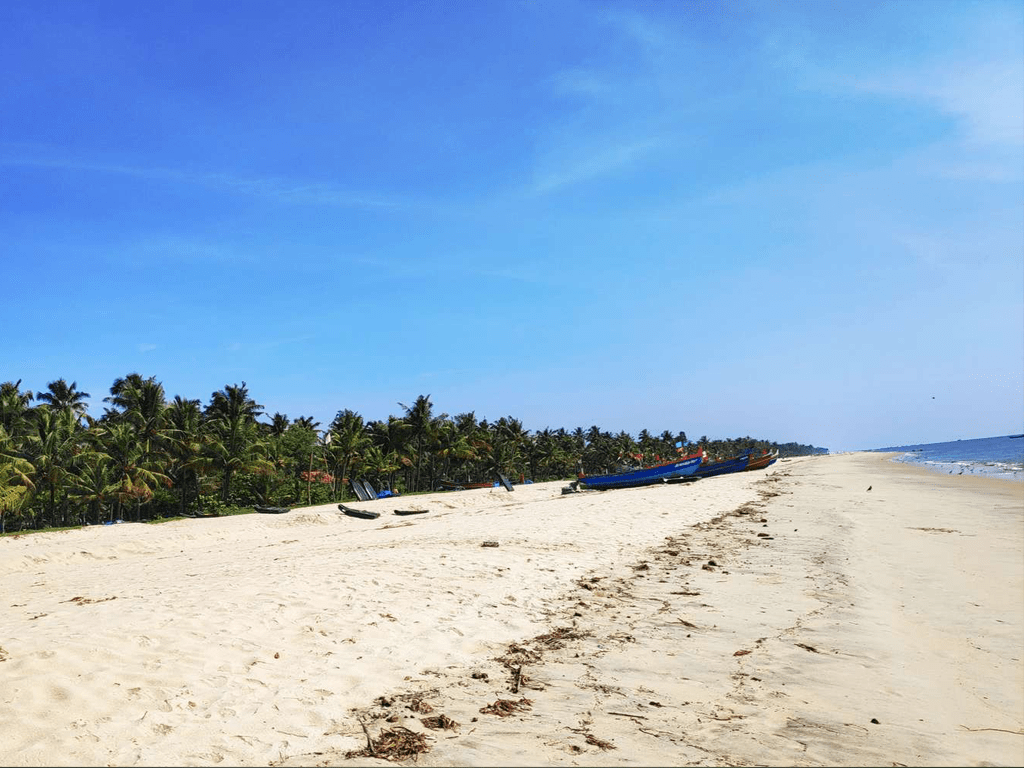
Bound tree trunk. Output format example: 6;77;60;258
221;468;233;506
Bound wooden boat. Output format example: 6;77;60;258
437;480;494;491
394;509;428;516
255;505;291;514
744;450;778;472
577;454;703;490
338;504;380;520
695;453;751;478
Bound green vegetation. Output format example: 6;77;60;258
0;375;827;533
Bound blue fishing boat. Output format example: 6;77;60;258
695;452;751;478
577;455;703;490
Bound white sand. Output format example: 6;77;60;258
1;454;1021;766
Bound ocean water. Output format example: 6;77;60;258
874;434;1024;482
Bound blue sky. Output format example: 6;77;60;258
2;0;1022;452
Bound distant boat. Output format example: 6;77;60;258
437;480;494;491
1009;434;1024;439
255;505;291;514
695;452;752;478
577;454;703;491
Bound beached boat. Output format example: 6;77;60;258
339;504;380;520
744;450;779;472
394;509;428;516
255;505;291;514
577;455;703;490
695;453;751;478
436;480;494;491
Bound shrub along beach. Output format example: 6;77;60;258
0;377;824;534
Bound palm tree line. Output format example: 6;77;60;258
0;376;811;533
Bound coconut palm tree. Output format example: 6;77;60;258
325;410;369;500
165;396;207;516
267;413;290;438
368;415;412;490
102;373;148;420
94;421;170;522
491;416;529;479
23;407;81;527
204;383;265;504
0;425;35;533
68;452;116;526
357;444;401;492
36;379;91;421
398;395;442;493
435;420;477;484
0;380;34;437
292;416;320;431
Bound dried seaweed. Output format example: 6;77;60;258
585;733;616;750
479;697;533;717
420;714;458;730
532;627;590;649
494;642;542;668
406;698;433;713
62;596;117;605
345;725;430;761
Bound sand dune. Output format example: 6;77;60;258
1;455;1021;766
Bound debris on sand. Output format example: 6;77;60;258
346;724;430;761
585;733;616;750
406;698;433;713
532;627;590;649
480;697;533;717
421;714;459;730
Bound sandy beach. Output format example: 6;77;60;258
1;453;1021;767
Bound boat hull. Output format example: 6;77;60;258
339;504;380;520
255;505;291;514
695;454;751;478
744;453;775;471
578;456;703;490
437;480;494;491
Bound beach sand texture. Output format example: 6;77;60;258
1;453;1021;766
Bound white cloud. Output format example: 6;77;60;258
138;343;157;353
531;137;663;195
849;60;1023;148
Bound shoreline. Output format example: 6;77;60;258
1;453;1021;766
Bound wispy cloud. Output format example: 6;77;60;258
526;8;727;198
530;137;663;195
0;150;408;211
848;61;1023;148
769;7;1023;150
138;343;157;353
